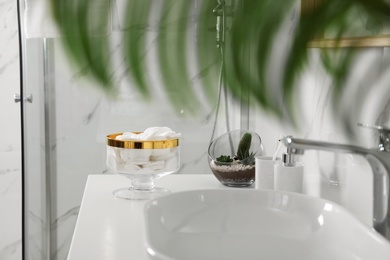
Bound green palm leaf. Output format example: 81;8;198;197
50;0;112;91
123;0;152;99
158;0;199;114
196;0;219;104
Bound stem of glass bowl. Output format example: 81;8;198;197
130;177;156;191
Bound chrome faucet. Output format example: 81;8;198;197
280;134;390;241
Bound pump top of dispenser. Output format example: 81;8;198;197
282;153;296;167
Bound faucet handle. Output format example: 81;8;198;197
358;123;390;152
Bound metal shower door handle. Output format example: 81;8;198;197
14;94;33;103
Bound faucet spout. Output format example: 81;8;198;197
280;136;390;240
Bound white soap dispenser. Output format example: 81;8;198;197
274;152;304;193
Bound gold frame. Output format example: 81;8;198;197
301;0;390;48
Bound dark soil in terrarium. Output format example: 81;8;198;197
210;160;255;186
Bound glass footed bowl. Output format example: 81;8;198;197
106;132;180;200
208;130;264;187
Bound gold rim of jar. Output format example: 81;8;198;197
106;132;180;149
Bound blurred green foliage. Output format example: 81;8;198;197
49;0;390;125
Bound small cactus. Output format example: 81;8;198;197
216;155;234;163
237;132;252;160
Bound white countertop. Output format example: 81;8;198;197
67;174;231;260
67;172;373;260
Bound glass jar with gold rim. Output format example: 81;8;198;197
106;132;180;200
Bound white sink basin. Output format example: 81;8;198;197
144;189;390;260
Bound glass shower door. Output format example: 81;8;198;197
19;0;58;258
20;37;56;260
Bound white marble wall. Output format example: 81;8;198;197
0;0;22;259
